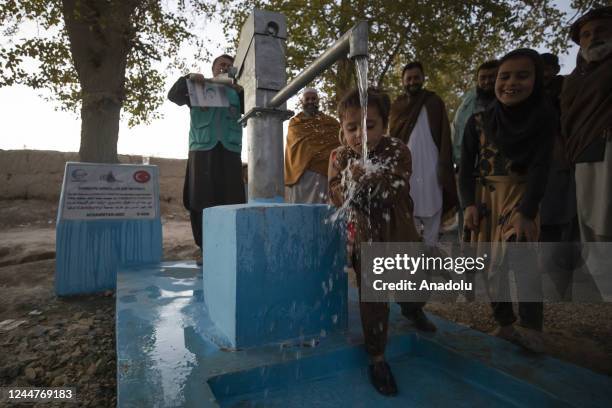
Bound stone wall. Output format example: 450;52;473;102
0;150;186;204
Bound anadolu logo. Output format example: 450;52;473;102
133;170;151;183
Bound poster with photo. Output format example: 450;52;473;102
186;79;229;108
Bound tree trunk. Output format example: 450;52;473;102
62;0;138;163
79;94;121;163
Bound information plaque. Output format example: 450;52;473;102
59;163;157;220
56;162;162;296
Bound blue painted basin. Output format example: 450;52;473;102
116;262;612;407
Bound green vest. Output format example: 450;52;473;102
451;88;477;166
189;86;242;153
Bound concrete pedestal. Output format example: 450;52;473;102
202;203;347;348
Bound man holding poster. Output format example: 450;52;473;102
168;54;246;265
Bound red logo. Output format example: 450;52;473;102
133;170;151;183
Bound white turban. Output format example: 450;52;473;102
301;87;318;98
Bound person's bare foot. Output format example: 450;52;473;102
368;357;398;396
402;308;437;332
492;325;544;353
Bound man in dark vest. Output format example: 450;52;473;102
168;54;246;265
538;51;581;300
561;6;612;244
560;6;612;301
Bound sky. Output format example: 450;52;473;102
0;1;578;161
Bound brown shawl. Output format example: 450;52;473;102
389;90;458;214
284;112;340;186
561;54;612;163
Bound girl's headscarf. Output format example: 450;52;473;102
485;48;556;168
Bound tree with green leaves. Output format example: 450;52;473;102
0;0;214;162
0;0;605;163
209;0;599;117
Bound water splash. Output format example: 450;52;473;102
327;56;374;232
327;56;400;255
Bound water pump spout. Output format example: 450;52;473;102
349;21;368;59
267;20;368;109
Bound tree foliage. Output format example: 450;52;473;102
0;0;215;127
0;0;605;137
207;0;596;117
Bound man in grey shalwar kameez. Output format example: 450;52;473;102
561;6;612;300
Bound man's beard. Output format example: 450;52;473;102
405;84;423;96
303;104;319;116
476;86;495;101
581;39;612;63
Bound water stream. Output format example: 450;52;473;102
354;57;369;164
328;56;375;233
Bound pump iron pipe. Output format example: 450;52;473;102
266;20;368;109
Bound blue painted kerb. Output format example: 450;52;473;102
202;203;348;348
56;219;162;295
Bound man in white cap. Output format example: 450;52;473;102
284;88;340;203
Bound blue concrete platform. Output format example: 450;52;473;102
202;204;347;349
116;262;612;407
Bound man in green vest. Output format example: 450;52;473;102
451;60;499;169
168;54;246;265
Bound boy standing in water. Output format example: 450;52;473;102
328;88;433;396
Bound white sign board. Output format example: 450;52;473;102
186;79;229;108
59;163;159;220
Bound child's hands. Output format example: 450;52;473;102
348;161;365;182
188;73;206;84
504;212;538;242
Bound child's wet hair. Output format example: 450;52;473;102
337;87;391;129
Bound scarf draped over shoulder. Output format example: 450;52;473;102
285;112;341;186
389;90;458;215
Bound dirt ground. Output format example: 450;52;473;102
0;199;611;406
0;200;196;407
